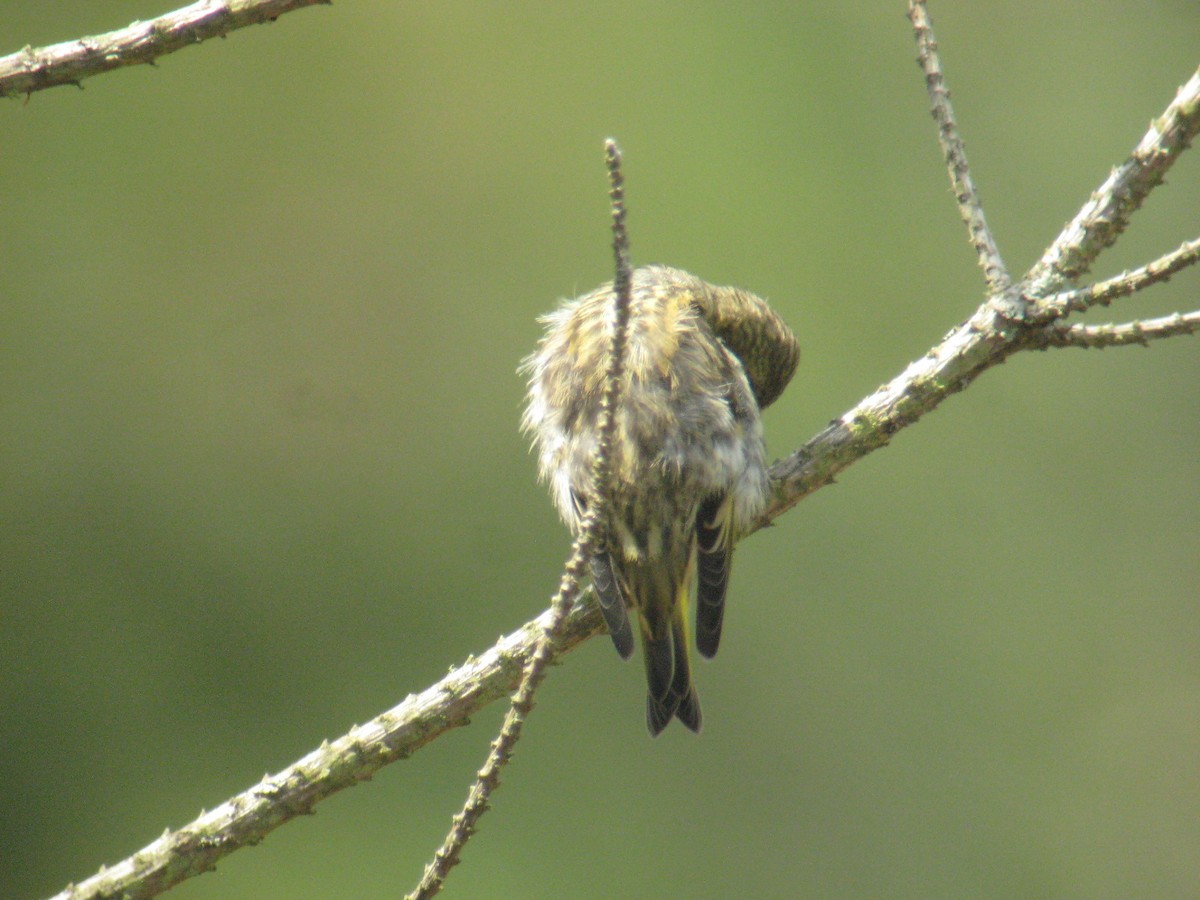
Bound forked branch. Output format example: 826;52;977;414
41;4;1200;899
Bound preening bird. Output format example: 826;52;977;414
522;265;798;735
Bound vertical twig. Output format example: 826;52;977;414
406;140;635;900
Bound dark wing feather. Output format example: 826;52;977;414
643;628;678;736
645;693;675;737
670;608;702;733
642;552;704;736
694;492;733;659
590;552;634;659
636;563;683;736
646;618;702;736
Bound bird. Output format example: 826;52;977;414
521;264;799;735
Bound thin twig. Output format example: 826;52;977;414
1024;65;1200;300
1030;309;1200;350
907;0;1017;313
0;0;328;98
406;140;636;900
1039;236;1200;318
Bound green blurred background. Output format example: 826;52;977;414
2;2;1198;897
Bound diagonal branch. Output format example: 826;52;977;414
53;262;1036;900
761;292;1016;525
0;0;328;98
44;18;1200;900
49;599;605;900
1030;309;1200;350
1024;65;1200;302
1040;236;1200;317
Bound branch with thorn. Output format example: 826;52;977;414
17;2;1196;898
406;140;636;900
0;0;327;99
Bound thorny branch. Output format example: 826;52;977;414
1030;309;1200;350
406;140;637;900
907;0;1017;313
1040;236;1200;318
1024;71;1200;299
0;0;327;98
31;4;1200;899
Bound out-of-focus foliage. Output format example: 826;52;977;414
1;3;1197;897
